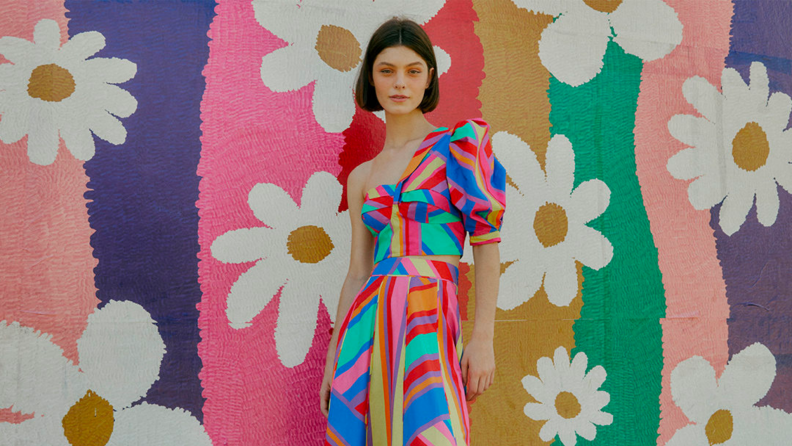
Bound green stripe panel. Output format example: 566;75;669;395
548;41;666;444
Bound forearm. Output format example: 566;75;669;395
471;242;500;340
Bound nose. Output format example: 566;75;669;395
394;71;406;89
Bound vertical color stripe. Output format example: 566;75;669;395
549;41;666;444
66;0;216;419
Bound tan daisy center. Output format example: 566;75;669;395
555;391;581;419
61;390;114;446
732;121;770;172
705;409;733;445
28;63;76;102
287;225;334;263
315;24;362;73
583;0;623;13
534;202;569;248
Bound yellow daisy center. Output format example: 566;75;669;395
534;202;569;248
555;391;581;419
315;24;362;73
732;121;770;172
705;409;733;445
28;63;76;102
583;0;623;13
61;390;114;446
287;225;334;263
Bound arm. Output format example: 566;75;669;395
320;162;375;417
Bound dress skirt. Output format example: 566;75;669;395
325;256;470;446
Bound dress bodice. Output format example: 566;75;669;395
361;118;506;265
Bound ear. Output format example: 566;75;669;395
426;67;434;89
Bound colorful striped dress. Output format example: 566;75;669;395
325;118;506;446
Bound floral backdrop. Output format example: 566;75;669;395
1;0;791;445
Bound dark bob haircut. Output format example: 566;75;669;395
354;17;440;113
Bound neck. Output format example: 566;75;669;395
382;109;436;149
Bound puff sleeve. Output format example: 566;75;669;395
446;118;506;245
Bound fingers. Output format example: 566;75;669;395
460;356;469;389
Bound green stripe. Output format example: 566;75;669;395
406;332;439;367
548;41;666;444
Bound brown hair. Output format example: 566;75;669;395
354;17;440;113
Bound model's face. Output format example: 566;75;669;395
371;45;434;115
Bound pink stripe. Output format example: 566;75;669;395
0;1;98;381
334;344;372;394
632;1;733;443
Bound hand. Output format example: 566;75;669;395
460;333;495;402
319;356;335;418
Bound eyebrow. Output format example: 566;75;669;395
375;61;425;67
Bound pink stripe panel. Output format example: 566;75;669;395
632;1;734;443
197;1;344;444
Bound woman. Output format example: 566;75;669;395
320;16;506;446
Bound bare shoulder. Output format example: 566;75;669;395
348;160;373;189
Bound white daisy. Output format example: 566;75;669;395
0;300;211;445
0;19;137;165
667;61;792;236
252;0;450;133
512;0;683;86
211;171;350;368
466;132;613;309
522;346;613;445
668;342;792;445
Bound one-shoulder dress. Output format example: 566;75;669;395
325;118;506;446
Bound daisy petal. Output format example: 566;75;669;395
681;76;724;123
90;111;127;145
568;179;610;223
260;45;318;93
766;92;792;131
313;75;355;133
511;0;570;16
82;57;137;85
95;84;138;119
538;418;561;442
77;300;166;409
0;415;71;446
107;403;211;446
544;259;579;307
558;423;579;446
669;355;718;422
522;374;554;404
497;258;543;311
666;424;708;446
0;108;29;144
524;402;553;421
248;182;299;228
718;183;755;235
537;356;560;391
590;410;613;426
275;279;320;367
583;365;607;390
491;131;544;192
211;227;272;264
721;67;750;105
433;45;451;76
225;259;285;329
687;174;725;210
60;124;96;161
718;342;776;408
252;0;304;43
667;148;704;181
59;30;106;61
33;19;62;50
545;134;575;197
569;351;589;383
538;7;610;87
573;225;613;270
668;114;717;152
609;0;683;61
301;171;343;215
748;61;770;104
0;320;87;417
755;180;780;227
0;36;35;64
27;119;59;165
576;420;597;441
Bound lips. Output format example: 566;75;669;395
390;95;408;99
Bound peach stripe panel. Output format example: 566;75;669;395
633;1;733;443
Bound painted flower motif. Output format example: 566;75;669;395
522;346;613;445
0;301;211;445
0;19;137;165
252;0;450;133
668;342;792;445
512;0;683;86
211;171;350;368
466;132;613;309
667;61;792;236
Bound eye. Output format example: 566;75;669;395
410;70;421;74
380;69;392;74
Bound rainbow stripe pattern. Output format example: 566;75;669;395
361;118;507;265
325;256;469;446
